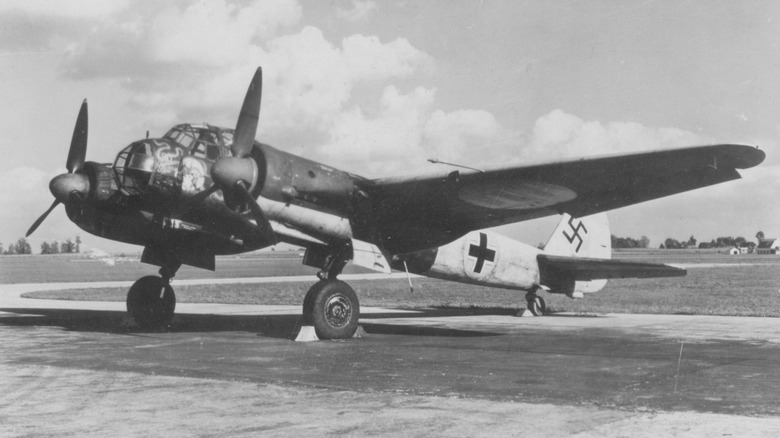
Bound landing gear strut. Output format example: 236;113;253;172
126;264;180;329
302;249;360;339
526;287;546;316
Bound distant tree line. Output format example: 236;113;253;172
1;236;81;255
611;234;651;249
659;235;697;249
613;231;766;250
659;232;763;250
695;236;754;250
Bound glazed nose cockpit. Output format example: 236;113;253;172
113;124;232;198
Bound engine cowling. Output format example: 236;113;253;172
84;161;118;202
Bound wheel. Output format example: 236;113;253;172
126;276;176;329
527;295;546;316
306;280;359;339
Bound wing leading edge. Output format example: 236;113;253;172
362;144;765;254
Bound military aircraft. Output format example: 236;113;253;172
27;67;765;339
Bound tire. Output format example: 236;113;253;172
302;285;318;323
126;276;176;329
307;280;359;340
528;296;546;316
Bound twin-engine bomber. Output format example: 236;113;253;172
28;67;765;339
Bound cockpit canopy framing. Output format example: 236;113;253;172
113;123;234;197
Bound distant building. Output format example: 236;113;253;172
728;246;750;255
756;238;780;255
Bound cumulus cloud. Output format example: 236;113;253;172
523;109;713;161
319;86;434;175
147;0;301;67
0;0;127;51
423;109;507;163
317;104;715;179
261;28;431;134
303;79;723;179
336;0;378;23
314;86;518;178
59;0;300;81
47;0;432;141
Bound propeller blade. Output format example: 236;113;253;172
232;67;262;158
235;183;277;244
26;199;61;237
67;99;89;173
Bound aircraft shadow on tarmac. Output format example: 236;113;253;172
0;307;505;339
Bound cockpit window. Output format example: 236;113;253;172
198;130;218;144
164;128;196;148
114;142;156;195
192;141;207;159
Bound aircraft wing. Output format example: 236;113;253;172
537;254;686;281
362;144;765;253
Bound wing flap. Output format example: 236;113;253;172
538;254;686;281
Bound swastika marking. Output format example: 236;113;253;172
468;232;496;274
563;216;588;253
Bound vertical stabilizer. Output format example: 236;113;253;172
543;213;611;294
544;213;611;259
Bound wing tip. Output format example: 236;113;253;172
715;144;766;169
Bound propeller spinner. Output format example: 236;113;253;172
26;100;91;237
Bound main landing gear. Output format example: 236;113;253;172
125;245;362;338
126;264;179;330
301;250;360;339
525;287;547;316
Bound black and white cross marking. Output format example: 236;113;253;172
468;232;496;274
563;216;588;253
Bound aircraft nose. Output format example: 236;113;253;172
49;173;90;203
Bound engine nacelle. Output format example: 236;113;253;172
395;230;542;291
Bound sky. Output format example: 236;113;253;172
0;0;778;255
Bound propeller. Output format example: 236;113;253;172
26;100;91;237
207;67;277;244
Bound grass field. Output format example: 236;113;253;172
2;251;779;317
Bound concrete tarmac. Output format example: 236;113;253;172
2;278;780;437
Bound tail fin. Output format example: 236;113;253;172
544;213;611;259
540;213;685;297
542;213;611;295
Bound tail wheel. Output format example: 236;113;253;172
126;275;176;329
528;295;546;316
305;280;359;339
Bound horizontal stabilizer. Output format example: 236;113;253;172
538;254;686;281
